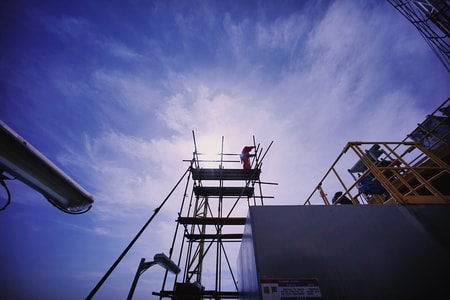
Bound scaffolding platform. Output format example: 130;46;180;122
184;233;243;241
178;217;247;226
193;186;254;197
191;168;261;181
154;290;240;299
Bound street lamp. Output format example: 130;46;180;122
0;120;93;213
127;253;180;300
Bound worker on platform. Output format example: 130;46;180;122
331;191;353;205
240;146;255;169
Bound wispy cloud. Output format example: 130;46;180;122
2;1;448;299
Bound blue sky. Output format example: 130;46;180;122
1;0;449;299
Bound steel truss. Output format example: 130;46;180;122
388;0;450;72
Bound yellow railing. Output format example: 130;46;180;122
304;141;450;205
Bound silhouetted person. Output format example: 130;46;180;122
332;191;353;204
240;146;255;169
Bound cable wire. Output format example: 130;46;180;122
0;179;11;211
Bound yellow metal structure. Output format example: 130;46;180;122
305;98;450;206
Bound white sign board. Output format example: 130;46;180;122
261;279;322;300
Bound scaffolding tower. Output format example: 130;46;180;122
154;132;274;299
305;97;450;205
388;0;450;72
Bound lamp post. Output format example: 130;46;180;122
127;253;180;300
127;258;156;300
